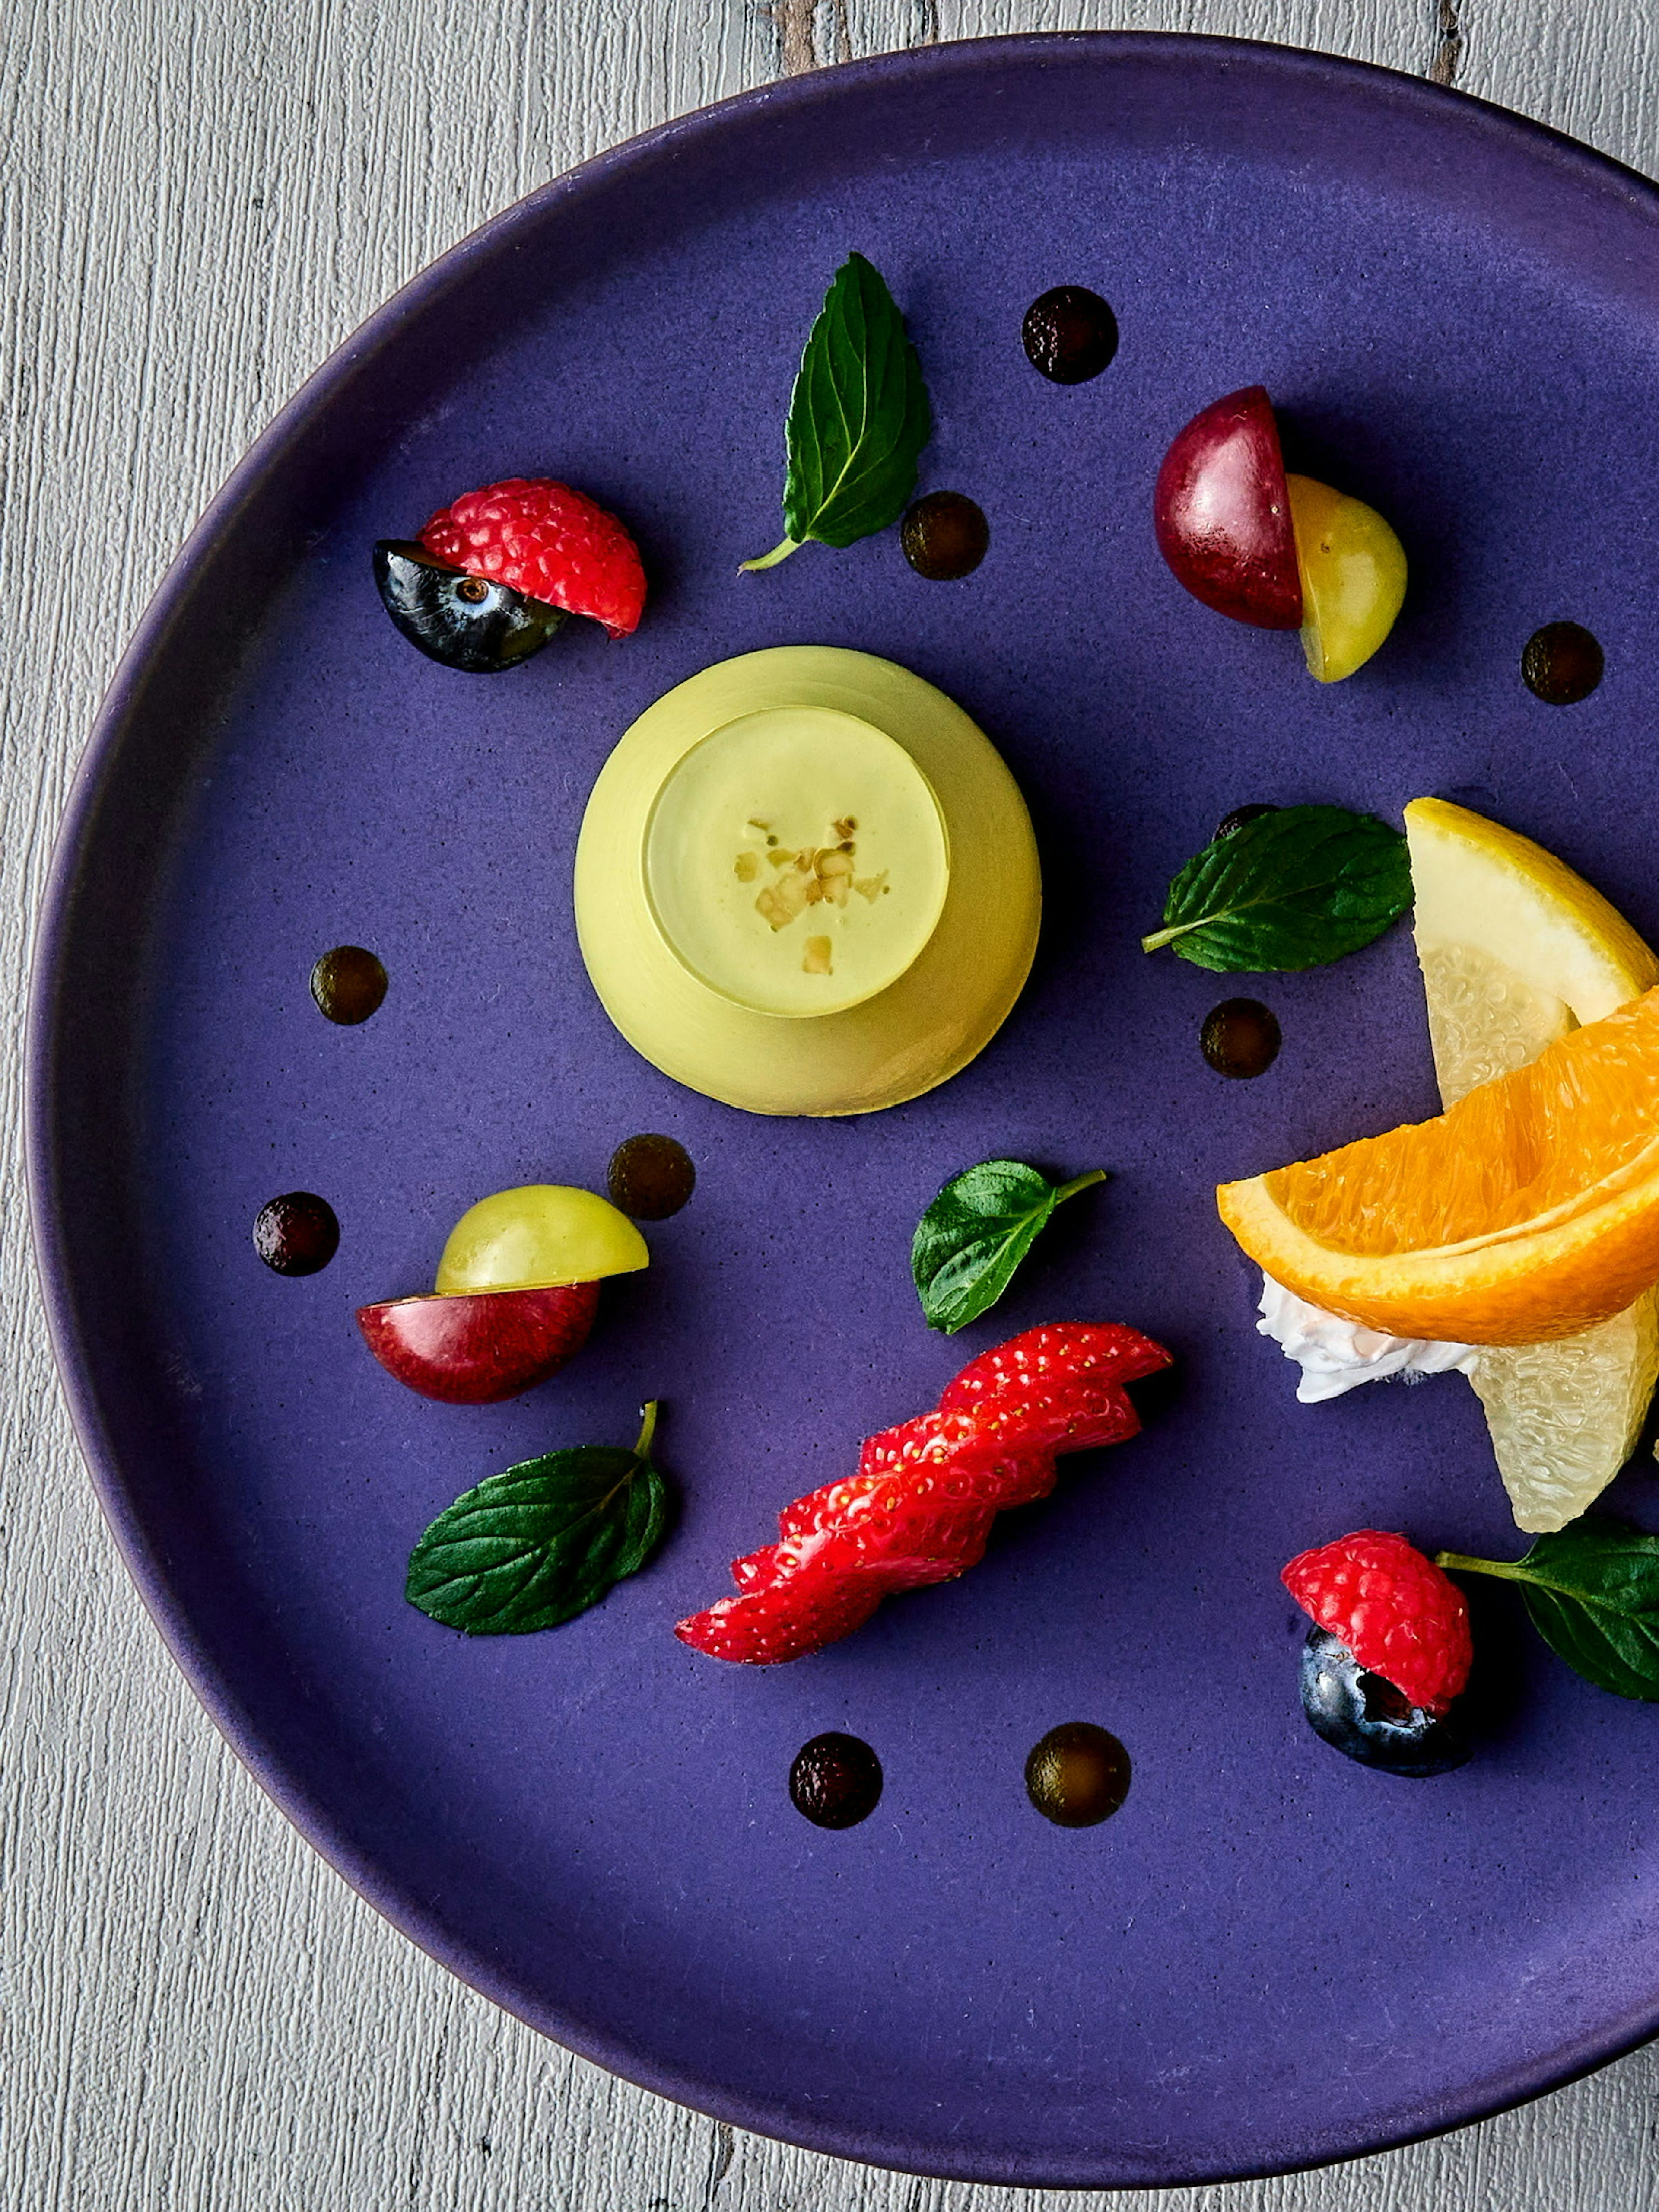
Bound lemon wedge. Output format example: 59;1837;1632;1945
1405;797;1659;1531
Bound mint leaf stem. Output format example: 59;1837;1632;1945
737;536;801;573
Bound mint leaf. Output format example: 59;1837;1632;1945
1439;1519;1659;1700
741;252;931;571
912;1160;1106;1335
1141;804;1411;972
407;1403;668;1635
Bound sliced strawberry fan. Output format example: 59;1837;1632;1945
675;1322;1172;1665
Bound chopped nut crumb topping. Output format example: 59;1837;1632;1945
739;816;890;939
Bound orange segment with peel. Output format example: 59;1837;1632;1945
1218;985;1659;1345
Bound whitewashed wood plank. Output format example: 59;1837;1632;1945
6;4;1659;2209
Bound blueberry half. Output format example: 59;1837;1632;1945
372;541;565;673
1299;1626;1469;1777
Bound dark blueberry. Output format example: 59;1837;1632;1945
1213;802;1280;841
1022;286;1119;383
1522;620;1603;704
253;1192;340;1276
1299;1627;1469;1777
789;1733;882;1829
1024;1722;1131;1826
1201;997;1281;1079
607;1133;695;1220
900;491;989;580
311;945;387;1025
372;541;565;673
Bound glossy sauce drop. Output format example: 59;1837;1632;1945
253;1192;340;1275
311;945;388;1024
1213;802;1279;841
790;1732;883;1829
900;491;989;580
1022;286;1119;383
1201;997;1281;1079
1522;621;1603;704
1025;1722;1130;1827
607;1133;696;1219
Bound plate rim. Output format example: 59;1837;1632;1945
25;28;1659;2187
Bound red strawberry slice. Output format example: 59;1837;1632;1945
855;1413;1056;1509
418;477;647;638
940;1322;1171;1456
677;1578;887;1665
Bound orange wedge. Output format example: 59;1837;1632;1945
1218;985;1659;1345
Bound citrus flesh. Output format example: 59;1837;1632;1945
1219;984;1659;1347
1405;796;1658;1095
1404;797;1659;1527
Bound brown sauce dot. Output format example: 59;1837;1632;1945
790;1732;882;1829
1201;997;1281;1079
1022;286;1119;383
607;1133;695;1220
901;491;989;581
1213;802;1279;842
1522;621;1603;704
1025;1722;1130;1827
253;1192;340;1275
311;945;388;1024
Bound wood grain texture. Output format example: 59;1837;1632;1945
7;3;1659;2206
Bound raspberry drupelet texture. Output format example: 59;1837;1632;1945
418;477;647;638
675;1322;1172;1665
1281;1529;1472;1715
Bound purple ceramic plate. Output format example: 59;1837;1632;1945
29;32;1659;2187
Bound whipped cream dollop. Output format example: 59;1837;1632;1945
1256;1276;1478;1404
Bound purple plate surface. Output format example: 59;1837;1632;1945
29;33;1659;2188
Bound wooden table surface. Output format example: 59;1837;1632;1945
7;4;1659;2206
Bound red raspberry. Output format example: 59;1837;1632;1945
418;477;646;637
1282;1531;1472;1716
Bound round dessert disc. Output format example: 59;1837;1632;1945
574;646;1041;1114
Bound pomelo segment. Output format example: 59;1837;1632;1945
1404;798;1659;1528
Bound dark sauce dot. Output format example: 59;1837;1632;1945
253;1192;340;1276
1024;1722;1130;1827
607;1133;696;1220
1022;285;1119;383
1201;997;1281;1079
311;945;388;1025
790;1732;882;1829
1213;802;1280;842
1522;621;1603;704
900;492;989;581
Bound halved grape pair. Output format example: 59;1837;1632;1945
1154;385;1407;682
358;1186;648;1403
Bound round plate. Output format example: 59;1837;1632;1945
29;33;1659;2189
575;647;1039;1111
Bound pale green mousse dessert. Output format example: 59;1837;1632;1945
644;706;949;1019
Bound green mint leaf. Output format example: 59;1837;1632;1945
911;1161;1106;1335
1439;1518;1659;1700
407;1402;668;1635
740;252;931;571
1141;804;1411;973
